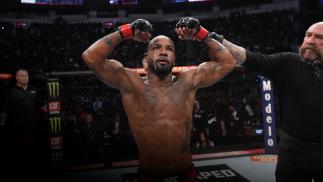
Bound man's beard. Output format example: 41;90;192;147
149;62;173;78
299;45;323;63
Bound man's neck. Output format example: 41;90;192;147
301;57;323;67
17;83;28;90
146;73;173;87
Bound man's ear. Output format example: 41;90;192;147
143;53;148;64
143;53;148;70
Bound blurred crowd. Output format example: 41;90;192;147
0;9;301;75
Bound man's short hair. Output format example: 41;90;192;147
15;68;29;75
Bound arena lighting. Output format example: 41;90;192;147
48;65;245;77
21;0;84;5
47;66;198;77
0;73;12;80
0;66;200;79
172;0;214;3
0;66;201;81
134;65;243;75
133;65;197;75
108;0;137;5
21;0;35;3
188;0;213;2
16;21;27;29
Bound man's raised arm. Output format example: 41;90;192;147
175;17;236;88
82;19;152;89
207;31;246;64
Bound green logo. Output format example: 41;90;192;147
48;82;59;98
51;152;63;169
49;117;61;134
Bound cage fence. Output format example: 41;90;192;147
47;67;269;170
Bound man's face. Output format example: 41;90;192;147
299;22;323;63
16;70;29;85
200;133;206;141
145;36;176;77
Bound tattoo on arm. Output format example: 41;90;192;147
223;40;246;64
103;37;113;47
206;38;225;54
214;43;225;53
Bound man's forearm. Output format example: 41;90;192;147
222;39;246;64
204;37;236;67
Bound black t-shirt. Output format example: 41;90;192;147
4;85;41;129
244;50;323;142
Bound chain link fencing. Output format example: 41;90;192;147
48;66;267;169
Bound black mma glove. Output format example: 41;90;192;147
176;17;209;42
118;19;153;40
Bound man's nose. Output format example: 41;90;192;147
159;48;168;56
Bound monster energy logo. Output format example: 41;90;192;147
48;82;59;98
51;152;63;169
50;117;61;134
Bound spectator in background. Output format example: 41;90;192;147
225;103;245;143
195;129;215;149
113;113;121;135
206;104;227;145
0;10;300;74
0;68;46;176
77;105;105;165
192;97;207;145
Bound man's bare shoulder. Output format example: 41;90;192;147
121;68;145;91
173;68;197;82
124;68;144;79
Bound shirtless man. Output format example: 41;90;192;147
82;17;236;181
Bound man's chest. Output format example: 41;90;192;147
10;88;37;105
278;60;321;86
142;86;192;112
281;64;323;101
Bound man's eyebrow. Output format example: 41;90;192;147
166;44;174;49
306;31;323;36
150;41;160;47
